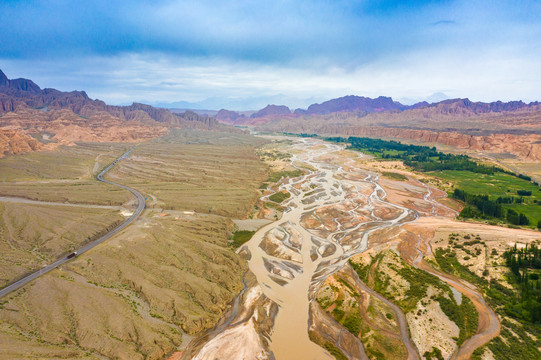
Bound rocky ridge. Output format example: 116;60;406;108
217;94;541;161
0;70;232;157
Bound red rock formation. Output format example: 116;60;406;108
0;70;234;157
216;109;246;124
250;104;291;118
306;95;407;115
311;125;541;161
0;129;44;157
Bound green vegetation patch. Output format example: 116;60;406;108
327;137;504;174
440;171;541;227
229;230;256;249
268;191;291;203
308;331;348;360
381;171;408;181
434;248;488;289
388;265;447;312
423;346;445;360
323;343;348;360
349;259;371;283
266;169;305;183
437;242;541;360
503;244;541;323
434;171;541;199
437;295;478;345
474;319;541;360
342;311;362;335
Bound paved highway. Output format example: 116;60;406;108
0;148;145;298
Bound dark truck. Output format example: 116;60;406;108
66;251;78;259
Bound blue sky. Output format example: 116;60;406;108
1;0;540;109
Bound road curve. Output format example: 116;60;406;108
0;148;145;299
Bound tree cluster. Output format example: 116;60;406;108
504;244;541;323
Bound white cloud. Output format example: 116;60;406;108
1;38;540;109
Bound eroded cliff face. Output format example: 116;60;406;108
0;106;169;147
280;125;541;161
0;71;238;158
0;128;44;156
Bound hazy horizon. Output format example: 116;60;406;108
1;1;540;109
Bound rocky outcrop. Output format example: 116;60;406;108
311;125;541;161
0;69;41;94
216;109;246;124
0;69;235;157
0;96;19;113
305;95;407;115
429;98;539;114
0;70;8;87
250;104;291;118
0;129;44;157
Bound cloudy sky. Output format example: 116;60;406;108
1;0;540;109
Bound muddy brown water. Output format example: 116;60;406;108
190;138;418;359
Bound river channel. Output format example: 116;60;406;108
189;137;418;359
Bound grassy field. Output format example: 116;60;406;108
0;142;129;181
381;171;408;181
433;171;541;199
268;190;291;203
229;230;256;248
433;170;541;224
0;202;124;287
106;130;268;218
0;129;269;359
0;142;133;205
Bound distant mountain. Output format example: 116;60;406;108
170;108;219;117
250;104;291;118
399;92;450;105
0;69;41;94
0;69;233;157
216;109;246;124
0;69;222;127
425;92;449;104
216;95;413;125
303;95;408;115
245;95;541;121
426;98;539;114
151;94;323;112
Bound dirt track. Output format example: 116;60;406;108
343;264;420;360
410;230;500;360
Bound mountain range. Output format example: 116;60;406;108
2;68;541;162
216;94;541;126
215;94;541;161
0;70;231;157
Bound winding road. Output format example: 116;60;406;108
0;148;145;299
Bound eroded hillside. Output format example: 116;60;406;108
0;130;268;359
0;70;235;158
